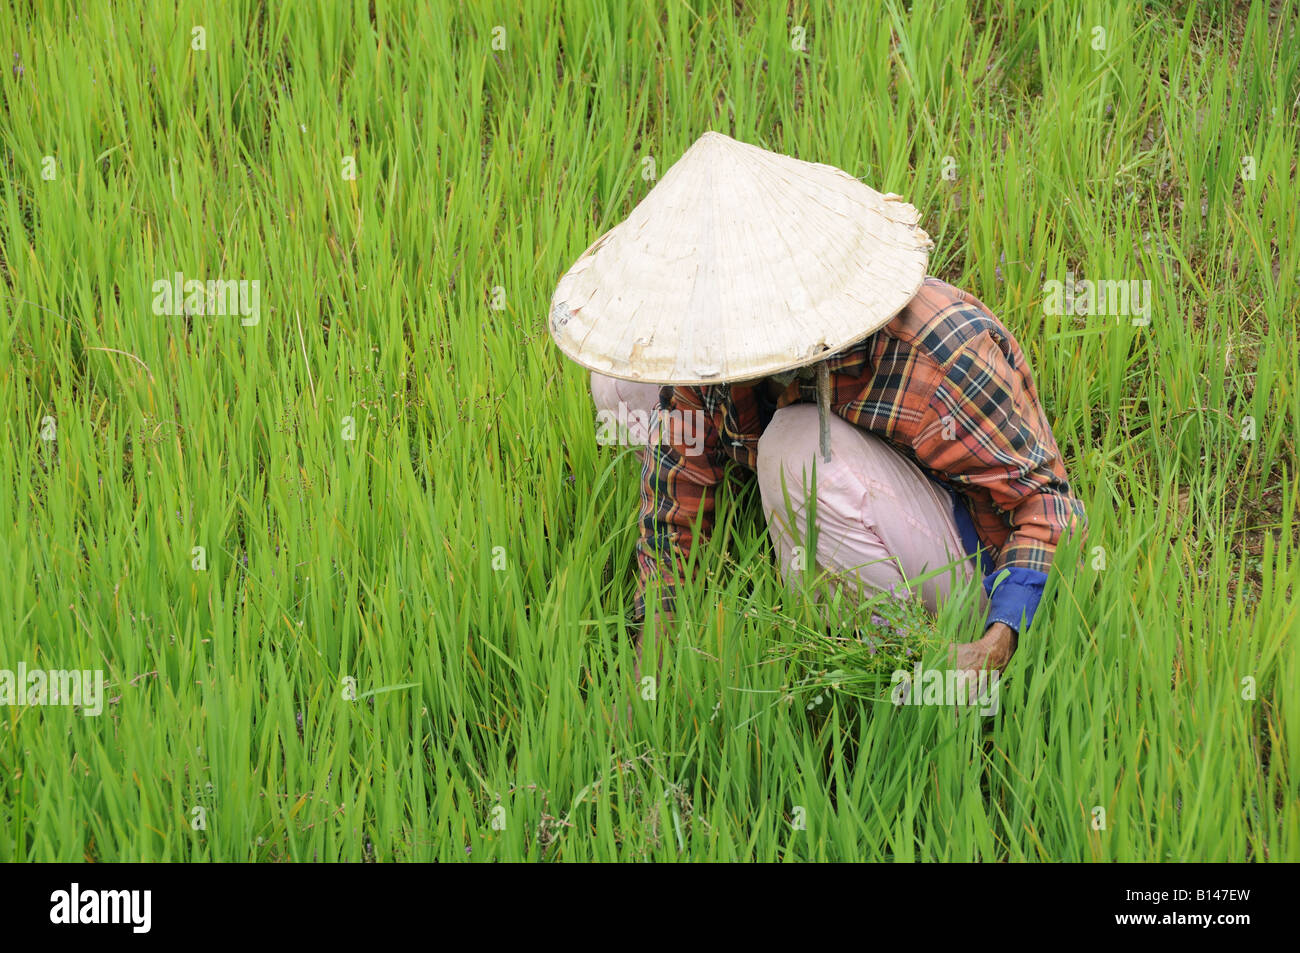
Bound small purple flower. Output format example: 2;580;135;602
870;613;887;628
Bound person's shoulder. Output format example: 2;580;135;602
881;277;1011;367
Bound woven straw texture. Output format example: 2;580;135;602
550;131;933;384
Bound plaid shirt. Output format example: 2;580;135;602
635;276;1087;634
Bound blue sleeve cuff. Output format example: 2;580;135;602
983;567;1047;634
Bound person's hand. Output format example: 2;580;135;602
947;622;1016;709
951;622;1016;676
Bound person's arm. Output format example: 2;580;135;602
632;384;727;631
911;330;1087;669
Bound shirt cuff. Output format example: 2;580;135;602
983;567;1047;634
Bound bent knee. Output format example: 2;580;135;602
757;403;908;502
757;404;834;493
757;404;821;459
590;371;661;417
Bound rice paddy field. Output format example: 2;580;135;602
1;0;1297;863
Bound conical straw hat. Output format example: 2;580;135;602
550;131;933;385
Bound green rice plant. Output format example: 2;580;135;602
0;0;1295;862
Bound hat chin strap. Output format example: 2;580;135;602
770;362;833;462
816;361;832;463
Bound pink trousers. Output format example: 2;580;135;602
592;372;985;615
